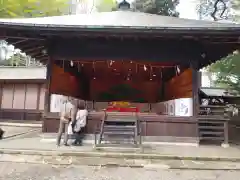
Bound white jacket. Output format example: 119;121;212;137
74;109;88;132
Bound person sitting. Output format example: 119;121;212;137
72;102;88;146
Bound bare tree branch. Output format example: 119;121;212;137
211;0;227;21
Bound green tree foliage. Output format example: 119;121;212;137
5;52;27;66
198;0;240;92
207;51;240;91
232;0;240;20
0;0;68;18
132;0;179;16
0;0;68;66
96;0;118;12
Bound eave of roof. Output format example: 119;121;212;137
0;11;239;69
0;67;46;80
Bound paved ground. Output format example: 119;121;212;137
2;153;240;170
1;132;240;161
0;162;240;180
0;126;41;139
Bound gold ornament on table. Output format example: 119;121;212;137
110;101;130;107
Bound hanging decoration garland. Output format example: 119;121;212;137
67;60;177;80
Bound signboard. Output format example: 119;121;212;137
50;94;65;112
175;98;193;117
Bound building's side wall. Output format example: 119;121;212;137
0;82;45;121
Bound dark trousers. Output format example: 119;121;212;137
56;119;69;146
73;128;85;145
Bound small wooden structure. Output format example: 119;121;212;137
0;11;239;144
199;87;240;144
0;67;45;121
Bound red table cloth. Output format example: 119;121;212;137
106;106;139;112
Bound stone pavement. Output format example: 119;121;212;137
2;152;240;170
0;125;41;139
1;162;240;180
1;132;240;163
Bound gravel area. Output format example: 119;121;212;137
0;162;240;180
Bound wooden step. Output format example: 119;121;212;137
200;105;226;108
199;131;224;135
198;121;226;124
105;118;136;123
197;117;229;121
103;129;135;133
199;136;224;140
104;125;136;129
198;123;226;127
198;126;224;130
103;131;135;136
199;108;225;111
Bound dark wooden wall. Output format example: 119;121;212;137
164;68;193;100
50;64;81;98
90;79;161;103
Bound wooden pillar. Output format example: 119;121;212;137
191;61;200;142
43;57;52;116
191;61;200;117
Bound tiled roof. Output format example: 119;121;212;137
200;87;240;97
0;11;239;30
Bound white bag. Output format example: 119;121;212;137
67;123;73;135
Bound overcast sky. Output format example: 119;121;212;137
112;0;199;19
177;0;198;19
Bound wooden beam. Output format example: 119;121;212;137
18;41;44;49
0;35;44;41
23;46;44;53
28;51;42;57
11;39;29;45
49;38;201;64
35;54;48;59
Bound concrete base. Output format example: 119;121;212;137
221;143;230;148
40;134;199;147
